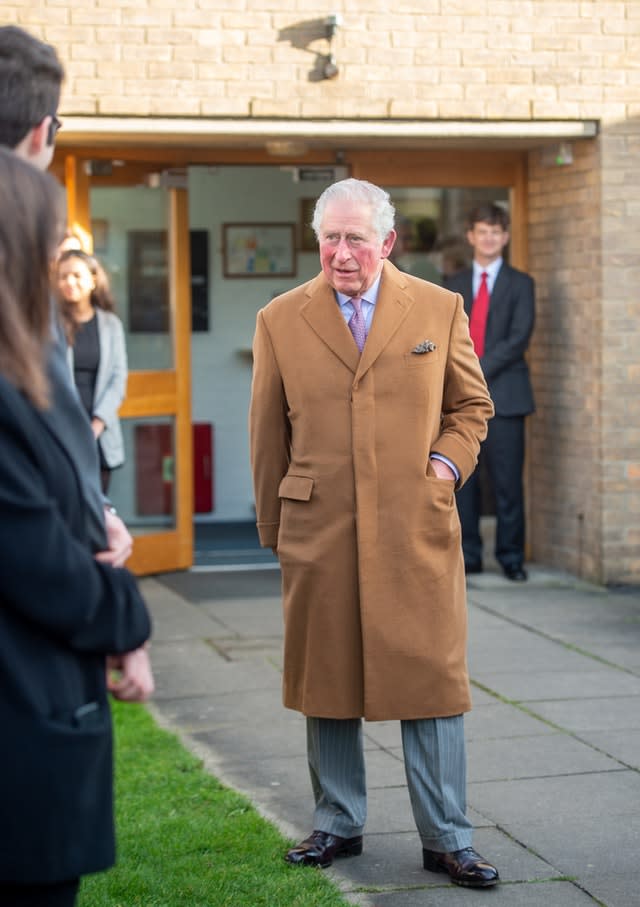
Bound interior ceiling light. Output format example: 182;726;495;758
265;140;309;157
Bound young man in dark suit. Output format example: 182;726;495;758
446;203;535;581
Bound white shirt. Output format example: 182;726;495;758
472;257;503;296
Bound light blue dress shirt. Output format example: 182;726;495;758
336;274;381;329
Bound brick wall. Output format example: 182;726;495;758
599;118;640;583
528;138;604;581
2;1;638;123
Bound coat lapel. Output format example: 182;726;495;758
356;261;414;379
301;274;361;373
300;262;416;378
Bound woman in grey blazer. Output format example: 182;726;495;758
56;250;127;492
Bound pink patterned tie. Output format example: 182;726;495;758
348;297;367;352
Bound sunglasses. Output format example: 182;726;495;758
47;114;62;144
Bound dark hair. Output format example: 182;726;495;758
0;26;64;149
0;147;63;406
56;250;116;340
466;203;510;232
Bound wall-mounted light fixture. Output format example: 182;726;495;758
541;141;574;167
321;13;341;80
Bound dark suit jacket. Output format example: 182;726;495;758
446;263;535;417
0;374;151;885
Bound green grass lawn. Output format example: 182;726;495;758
78;702;353;907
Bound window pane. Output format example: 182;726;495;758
90;186;173;371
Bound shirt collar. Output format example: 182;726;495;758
473;257;502;281
336;273;382;308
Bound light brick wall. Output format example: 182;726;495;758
1;1;637;123
4;1;639;582
528;138;604;581
528;113;640;585
599;119;640;583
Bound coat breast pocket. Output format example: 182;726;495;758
403;351;440;369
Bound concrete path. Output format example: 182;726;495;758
141;566;640;907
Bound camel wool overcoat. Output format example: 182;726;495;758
249;260;494;721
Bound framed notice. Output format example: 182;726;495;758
222;223;296;278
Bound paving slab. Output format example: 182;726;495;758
468;634;598;674
143;577;225;641
464;702;558;739
466;731;620;782
198;595;284;638
496;814;640;907
469;770;640;830
578;643;640;672
369;880;598;906
468;668;640;702
531;696;640;733
150;638;280;699
362;720;403;750
508;812;640;879
579;728;640;768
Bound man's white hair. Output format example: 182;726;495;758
312;178;396;241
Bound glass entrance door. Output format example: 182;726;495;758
81;165;193;575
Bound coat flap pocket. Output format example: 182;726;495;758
278;474;314;501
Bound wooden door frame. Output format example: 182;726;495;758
63;154;193;575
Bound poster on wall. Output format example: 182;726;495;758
222;223;296;278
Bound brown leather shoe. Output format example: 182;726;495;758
423;846;499;887
285;830;363;868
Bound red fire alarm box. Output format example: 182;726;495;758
135;423;174;516
135;422;214;517
193;422;214;513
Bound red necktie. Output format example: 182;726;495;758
469;271;489;358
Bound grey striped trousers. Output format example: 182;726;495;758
307;715;473;852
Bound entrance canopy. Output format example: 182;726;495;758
58;117;598;152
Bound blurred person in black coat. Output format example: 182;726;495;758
0;23;153;705
0;149;152;907
446;203;535;582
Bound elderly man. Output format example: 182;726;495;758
249;178;498;888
